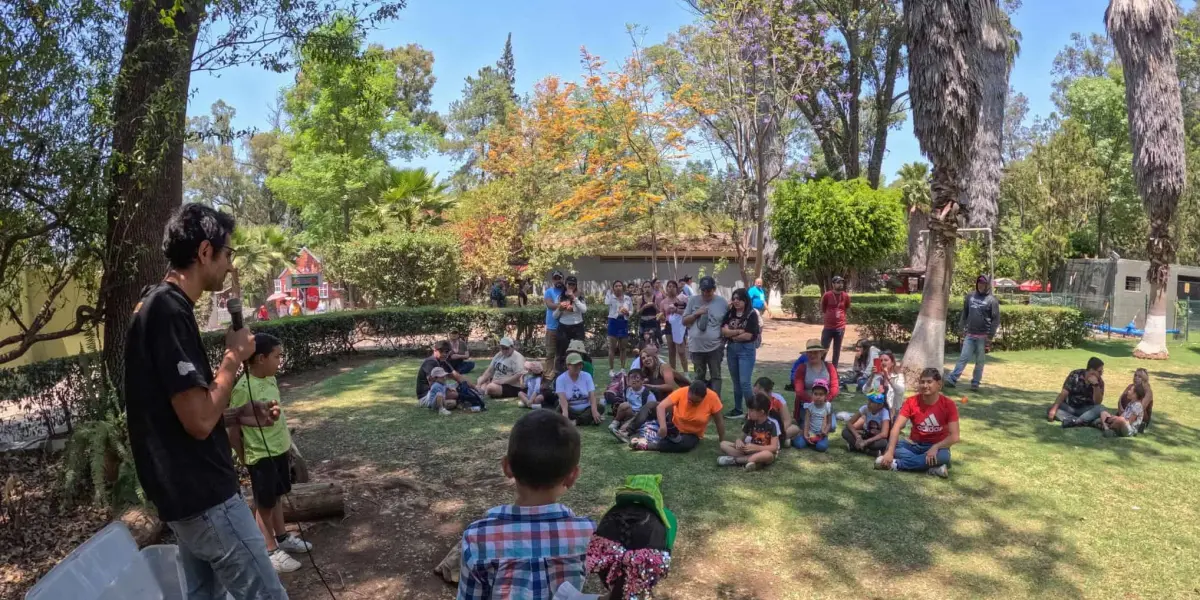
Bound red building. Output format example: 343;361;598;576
267;248;341;316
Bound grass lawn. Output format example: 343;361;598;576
281;340;1200;600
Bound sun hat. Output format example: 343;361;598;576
566;354;584;366
499;336;514;348
430;367;448;378
805;339;826;353
567;339;587;354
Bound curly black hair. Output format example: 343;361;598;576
593;504;668;599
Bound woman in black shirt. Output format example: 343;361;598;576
722;288;763;419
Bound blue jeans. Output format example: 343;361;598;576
948;336;986;386
894;439;951;472
726;342;757;412
451;359;475;375
167;494;288;600
794;434;829;452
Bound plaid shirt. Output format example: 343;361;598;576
458;503;594;600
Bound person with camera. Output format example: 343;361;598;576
543;271;566;373
553;275;587;373
125;203;288;599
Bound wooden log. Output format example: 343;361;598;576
248;481;344;522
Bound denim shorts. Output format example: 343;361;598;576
167;493;289;599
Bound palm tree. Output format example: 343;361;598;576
900;0;986;376
961;9;1019;231
362;167;456;233
896;162;932;268
1107;0;1186;359
231;225;296;304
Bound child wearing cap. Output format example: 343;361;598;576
790;379;833;451
566;338;595;377
518;361;547;409
477;336;527;399
420;367;457;415
841;388;891;455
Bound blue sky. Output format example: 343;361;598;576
189;0;1182;186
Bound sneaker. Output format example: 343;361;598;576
531;404;542;410
612;428;631;444
717;456;738;467
726;409;745;420
970;384;980;392
469;406;482;413
1061;417;1078;429
438;408;452;416
269;549;302;573
744;461;760;472
609;370;615;378
874;456;898;471
278;534;312;554
928;464;949;478
944;379;957;389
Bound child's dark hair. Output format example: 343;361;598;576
252;333;282;362
507;410;580;489
594;504;668;599
627;370;644;381
919;367;942;381
746;392;770;412
1133;382;1147;400
1087;356;1104;371
755;376;774;392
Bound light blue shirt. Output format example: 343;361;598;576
544;286;563;330
748;286;766;310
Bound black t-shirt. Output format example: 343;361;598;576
417;356;455;398
124;282;238;522
742;417;781;447
722;308;763;343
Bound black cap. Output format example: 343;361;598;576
832;275;844;283
699;276;716;291
565;274;578;284
551;270;563;280
681;275;693;282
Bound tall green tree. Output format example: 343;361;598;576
183;101;261;219
444;36;519;186
894;162;931;267
229;225;296;305
360;167;456;233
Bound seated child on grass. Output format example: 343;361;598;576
227;333;313;574
753;377;793;446
788;379;832;451
717;393;780;471
1100;381;1148;438
459;410;594;599
518;361;546;408
419;367;458;415
841;390;891;455
609;371;656;440
1117;368;1154;434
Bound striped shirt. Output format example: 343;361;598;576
458;503;594;600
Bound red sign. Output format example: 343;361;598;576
305;286;319;311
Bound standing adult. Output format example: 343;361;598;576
946;275;1001;391
820;275;851;367
748;277;770;319
553;275;587;372
477;336;528;399
680;275;695;297
663;280;689;372
489;278;507;307
1048;357;1106;428
722;288;762;419
543;271;566;373
683;276;729;396
604;280;633;374
877;368;959;478
637;280;662;348
125;203;288;598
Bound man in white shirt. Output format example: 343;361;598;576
478;336;527;398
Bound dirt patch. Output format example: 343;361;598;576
757;316;866;366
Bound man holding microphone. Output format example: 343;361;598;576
125;203;287;599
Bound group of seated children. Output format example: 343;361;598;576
1048;357;1153;437
458;410;673;600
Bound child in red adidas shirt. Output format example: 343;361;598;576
876;368;960;478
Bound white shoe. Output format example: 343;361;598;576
928;464;949;478
469;406;482;413
270;549;302;573
531;404;542;410
278;534;312;553
609;370;616;378
717;456;738;467
874;456;898;471
439;408;452;416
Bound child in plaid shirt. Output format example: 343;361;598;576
459;410;594;599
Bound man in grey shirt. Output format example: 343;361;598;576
683;276;729;399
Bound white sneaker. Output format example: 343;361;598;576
609;370;616;378
717;456;738;467
928;464;949;478
531;404;542;410
278;534;312;554
874;456;898;471
270;549;302;573
439;408;452;416
469;406;482;413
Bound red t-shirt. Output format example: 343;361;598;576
900;394;959;445
821;291;850;329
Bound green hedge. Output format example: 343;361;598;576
785;292;1030;322
853;303;1088;351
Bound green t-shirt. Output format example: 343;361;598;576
230;374;291;465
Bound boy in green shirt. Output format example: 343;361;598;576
228;333;314;573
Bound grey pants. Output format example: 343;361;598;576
690;347;725;396
1054;403;1105;425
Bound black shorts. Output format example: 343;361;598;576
497;383;521;398
249;453;292;509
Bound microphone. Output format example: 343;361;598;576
227;297;244;331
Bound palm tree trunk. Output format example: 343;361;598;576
1135;227;1173;358
904;167;960;378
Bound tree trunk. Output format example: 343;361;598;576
844;31;862;181
867;33;904;188
649;206;658;279
101;0;204;396
248;481;345;522
903;167;960;381
753;169;767;279
907;207;930;269
1135;247;1172;359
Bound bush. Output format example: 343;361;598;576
852;303;1088;351
784;293;921;321
325;231;460;307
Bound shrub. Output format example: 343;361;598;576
852;303;1088;351
325;231;460;307
784;293;921;321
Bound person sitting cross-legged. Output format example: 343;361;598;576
1099;381;1148;438
789;378;833;451
553;354;603;426
717;393;780;471
1048;357;1106;428
876;368;959;478
841;389;892;456
477;336;527;399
